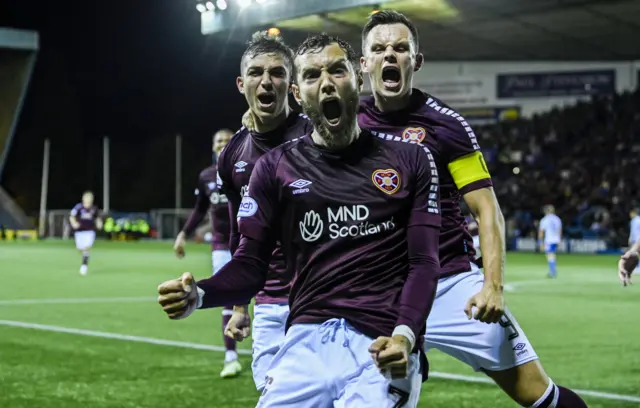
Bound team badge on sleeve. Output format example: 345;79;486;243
402;127;426;144
372;169;401;195
237;196;258;218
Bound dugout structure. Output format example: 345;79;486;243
0;28;38;236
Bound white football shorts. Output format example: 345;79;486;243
257;318;422;408
251;303;289;391
424;264;538;372
211;249;232;275
74;230;96;250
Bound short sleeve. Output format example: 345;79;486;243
237;155;279;242
435;109;493;194
70;205;79;216
538;218;546;232
409;145;441;229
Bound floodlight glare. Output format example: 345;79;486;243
206;1;215;10
256;0;267;4
196;3;207;13
216;0;228;10
237;0;252;9
267;27;280;36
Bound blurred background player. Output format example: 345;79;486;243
466;214;481;258
538;205;563;278
172;128;240;378
217;31;311;391
69;191;102;276
619;208;640;285
618;232;639;286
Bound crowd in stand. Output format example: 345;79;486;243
476;89;640;247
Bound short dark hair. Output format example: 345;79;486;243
361;10;419;53
240;31;295;78
294;33;359;77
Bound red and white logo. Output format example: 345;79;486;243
372;169;401;195
402;127;426;144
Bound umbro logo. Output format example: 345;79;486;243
234;161;248;172
290;179;312;195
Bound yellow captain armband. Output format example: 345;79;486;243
447;151;491;190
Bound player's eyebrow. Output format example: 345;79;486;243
369;39;411;49
327;58;348;69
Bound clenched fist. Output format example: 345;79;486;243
368;335;411;380
173;231;187;259
464;283;505;324
224;307;252;341
157;272;199;319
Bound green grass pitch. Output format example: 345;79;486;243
0;240;638;407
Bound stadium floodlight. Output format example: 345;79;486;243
267;27;280;36
206;1;215;10
237;0;252;9
216;0;228;10
196;3;207;12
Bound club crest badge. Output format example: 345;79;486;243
402;127;426;144
372;169;401;195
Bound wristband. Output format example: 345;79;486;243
392;325;415;352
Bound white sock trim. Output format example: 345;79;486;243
530;379;557;408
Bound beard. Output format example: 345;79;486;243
300;91;360;149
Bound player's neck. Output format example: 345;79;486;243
311;125;361;150
373;89;413;113
252;106;291;134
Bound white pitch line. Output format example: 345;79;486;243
1;320;638;404
0;297;156;306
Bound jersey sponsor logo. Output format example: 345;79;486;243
299;211;323;242
299;205;396;241
209;192;228;205
402;127;426;144
234;161;248;172
289;179;312;195
237;196;258;218
372;169;401;195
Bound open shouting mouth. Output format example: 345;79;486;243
257;93;276;109
381;65;402;91
322;97;343;127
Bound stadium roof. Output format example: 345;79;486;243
203;0;640;61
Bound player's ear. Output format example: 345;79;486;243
291;83;302;105
360;56;369;73
414;53;424;72
236;76;245;94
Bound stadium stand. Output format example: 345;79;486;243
0;28;38;231
479;89;640;247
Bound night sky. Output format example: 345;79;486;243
0;0;250;213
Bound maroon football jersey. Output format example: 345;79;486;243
70;204;99;231
359;90;492;277
195;129;440;342
217;112;312;304
182;164;230;251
